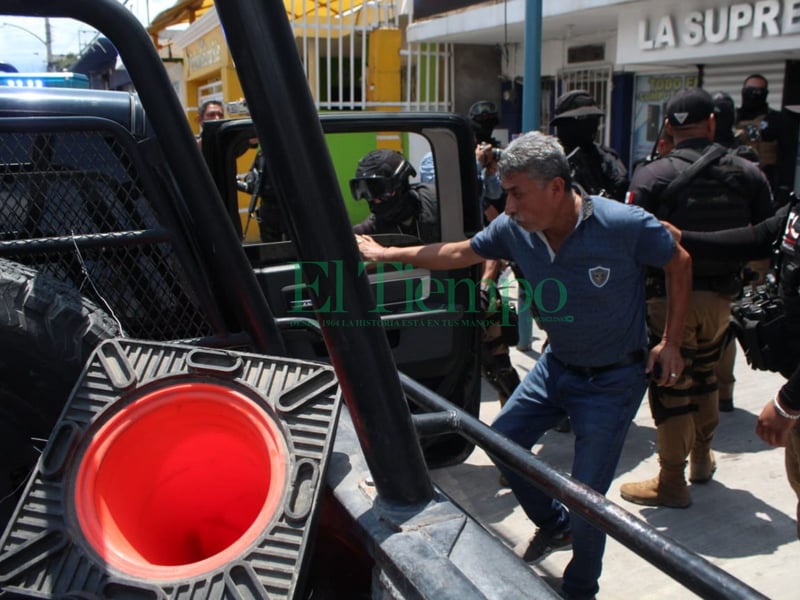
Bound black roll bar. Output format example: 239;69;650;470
211;0;435;504
278;317;767;599
402;374;767;600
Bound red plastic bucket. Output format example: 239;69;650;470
74;382;287;580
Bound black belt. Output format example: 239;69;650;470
552;349;645;377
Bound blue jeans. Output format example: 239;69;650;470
492;348;646;599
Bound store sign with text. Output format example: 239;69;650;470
618;0;800;63
639;0;800;50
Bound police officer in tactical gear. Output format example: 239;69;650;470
350;149;439;243
469;100;506;222
736;74;796;208
711;91;761;413
623;87;773;509
551;89;629;202
713;92;758;162
671;187;800;537
466;101;523;411
234;141;290;243
469;99;503;147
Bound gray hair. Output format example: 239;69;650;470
497;131;572;187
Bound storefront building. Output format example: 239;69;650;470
407;0;800;177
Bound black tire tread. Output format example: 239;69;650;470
0;258;121;530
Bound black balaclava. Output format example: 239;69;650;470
369;187;418;225
556;116;600;152
739;75;769;119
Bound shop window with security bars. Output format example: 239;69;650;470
567;45;605;65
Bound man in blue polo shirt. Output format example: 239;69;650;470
356;130;691;600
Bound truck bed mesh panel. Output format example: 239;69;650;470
0;125;214;340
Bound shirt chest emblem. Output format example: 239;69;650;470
589;266;610;288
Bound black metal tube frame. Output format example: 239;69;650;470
211;0;434;504
0;229;171;256
404;374;767;600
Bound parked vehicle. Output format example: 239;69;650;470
0;71;90;88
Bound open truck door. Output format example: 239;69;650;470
201;113;484;468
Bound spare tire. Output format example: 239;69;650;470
0;258;121;531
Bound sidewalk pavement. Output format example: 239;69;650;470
431;328;799;599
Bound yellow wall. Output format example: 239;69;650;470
183;26;244;134
367;28;402;152
184;26;254;238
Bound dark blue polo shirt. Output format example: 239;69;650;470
470;196;675;367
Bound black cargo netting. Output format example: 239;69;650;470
0;128;214;340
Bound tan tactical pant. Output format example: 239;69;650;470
646;291;732;466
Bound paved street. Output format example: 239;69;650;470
431;326;799;599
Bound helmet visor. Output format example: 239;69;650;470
350;176;395;201
350;159;413;201
471;100;497;120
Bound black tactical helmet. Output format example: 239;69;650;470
350;149;416;202
469;100;499;143
551;90;604;124
469;100;498;124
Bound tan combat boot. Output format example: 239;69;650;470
689;446;717;483
619;462;691;509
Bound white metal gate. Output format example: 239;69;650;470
284;0;452;112
402;42;453;112
557;64;613;144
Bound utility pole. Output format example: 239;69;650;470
0;20;54;72
44;17;53;71
522;0;542;133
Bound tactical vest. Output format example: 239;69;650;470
736;201;800;375
567;144;628;201
736;114;778;166
660;146;756;282
778;203;800;301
